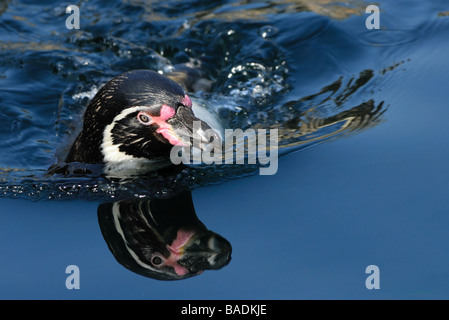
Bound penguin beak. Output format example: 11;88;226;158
167;106;222;152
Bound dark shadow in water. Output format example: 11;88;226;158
97;191;232;280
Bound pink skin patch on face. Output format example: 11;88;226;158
171;262;189;276
156;127;186;146
159;104;176;120
161;254;190;276
182;94;192;108
137;105;186;146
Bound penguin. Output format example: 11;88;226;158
65;69;221;176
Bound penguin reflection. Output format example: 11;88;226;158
97;191;231;280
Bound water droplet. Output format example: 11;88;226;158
259;25;278;39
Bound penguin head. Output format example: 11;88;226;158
69;70;221;172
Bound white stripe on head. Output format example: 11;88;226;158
101;106;150;162
101;106;170;175
112;202;163;274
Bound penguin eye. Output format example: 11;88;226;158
151;255;164;266
137;112;151;125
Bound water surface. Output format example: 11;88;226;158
0;0;449;299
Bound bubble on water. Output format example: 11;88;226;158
183;19;191;30
259;26;278;39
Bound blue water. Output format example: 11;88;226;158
1;0;449;299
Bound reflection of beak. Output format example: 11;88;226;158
168;106;222;153
176;230;232;274
165;228;231;277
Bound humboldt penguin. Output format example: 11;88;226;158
65;69;221;176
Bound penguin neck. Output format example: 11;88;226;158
65;128;103;164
